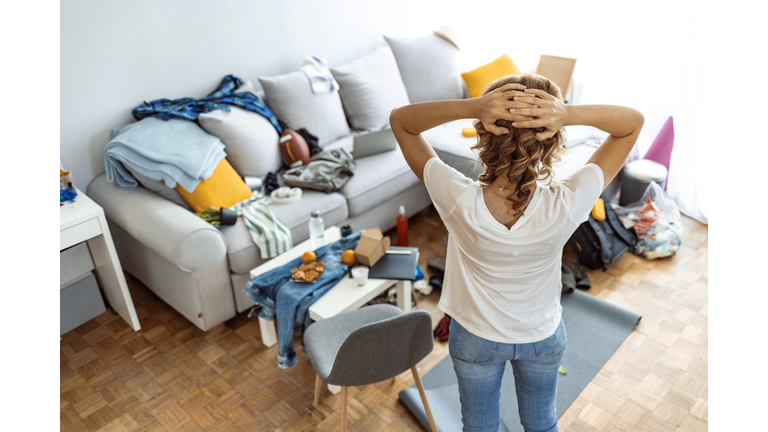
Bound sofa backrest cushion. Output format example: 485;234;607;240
384;34;465;103
330;45;411;131
198;81;282;178
259;71;351;147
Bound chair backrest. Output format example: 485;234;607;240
325;308;434;387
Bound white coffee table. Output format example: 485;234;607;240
249;226;412;392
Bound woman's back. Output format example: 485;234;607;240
423;157;604;343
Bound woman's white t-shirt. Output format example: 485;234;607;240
423;156;604;343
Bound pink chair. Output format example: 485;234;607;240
643;116;674;190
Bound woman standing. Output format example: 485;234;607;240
390;73;643;431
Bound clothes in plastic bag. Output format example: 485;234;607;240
614;181;682;260
282;148;355;193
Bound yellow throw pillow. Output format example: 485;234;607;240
177;158;253;213
461;54;522;98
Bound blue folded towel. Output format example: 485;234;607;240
104;118;226;192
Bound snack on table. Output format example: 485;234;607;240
290;260;324;281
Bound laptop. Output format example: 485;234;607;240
352;128;398;159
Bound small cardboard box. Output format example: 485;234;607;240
354;227;391;267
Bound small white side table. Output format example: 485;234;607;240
60;188;140;331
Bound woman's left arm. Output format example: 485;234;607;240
389;83;533;182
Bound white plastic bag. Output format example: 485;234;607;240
614;182;682;259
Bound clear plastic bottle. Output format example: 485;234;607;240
309;210;324;250
396;206;408;247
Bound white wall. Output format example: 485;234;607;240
62;0;705;190
60;0;444;188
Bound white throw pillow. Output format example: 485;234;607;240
259;71;350;146
330;45;411;131
384;34;465;103
198;81;282;177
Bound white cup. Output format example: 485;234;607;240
351;266;369;286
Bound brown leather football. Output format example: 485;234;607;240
279;129;310;167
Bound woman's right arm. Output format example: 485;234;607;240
511;91;644;190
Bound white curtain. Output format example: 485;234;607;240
414;0;711;223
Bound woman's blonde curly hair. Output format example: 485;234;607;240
472;73;567;216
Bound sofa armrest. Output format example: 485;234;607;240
87;174;227;271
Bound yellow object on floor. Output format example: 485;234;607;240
461;53;522;98
591;198;606;221
177;158;253;213
462;127;477;137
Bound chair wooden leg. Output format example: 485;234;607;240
340;386;348;432
313;374;322;407
411;366;438;432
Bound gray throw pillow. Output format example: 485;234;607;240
259;71;350;146
124;165;192;211
384;34;465;103
330;45;411;131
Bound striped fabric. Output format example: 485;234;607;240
230;192;293;259
300;56;339;94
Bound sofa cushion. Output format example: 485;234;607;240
259;71;351;146
422;119;484;180
384;34;464;103
198;81;282;178
330;45;410;131
220;190;348;274
125;165;192;210
461;53;522;98
176;158;253;213
338;146;420;217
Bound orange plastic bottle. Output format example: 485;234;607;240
396;206;408;247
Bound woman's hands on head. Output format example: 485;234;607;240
509;89;570;141
475;84;540;136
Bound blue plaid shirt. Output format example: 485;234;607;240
132;75;282;134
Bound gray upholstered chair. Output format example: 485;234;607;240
303;304;438;432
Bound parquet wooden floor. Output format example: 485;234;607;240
60;206;707;432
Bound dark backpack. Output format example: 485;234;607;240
568;198;637;271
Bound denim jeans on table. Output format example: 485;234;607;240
449;317;567;432
243;231;362;368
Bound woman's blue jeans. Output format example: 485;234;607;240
449;317;567;432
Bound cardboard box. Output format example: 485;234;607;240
354;227;391;267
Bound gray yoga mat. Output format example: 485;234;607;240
400;289;642;432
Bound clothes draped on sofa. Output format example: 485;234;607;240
104;118;226;191
243;231;363;368
132;75;282;134
230;192;293;259
300;56;339;94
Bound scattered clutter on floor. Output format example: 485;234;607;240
561;262;591;294
365;287;418;309
433;313;451;341
615;181;682;260
568;196;637;271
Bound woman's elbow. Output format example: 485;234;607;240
389;108;401;128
